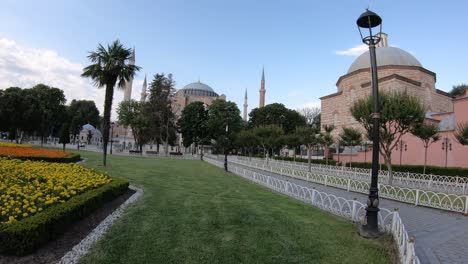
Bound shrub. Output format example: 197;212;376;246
0;177;129;255
346;162;468;178
1;153;81;163
170;152;183;156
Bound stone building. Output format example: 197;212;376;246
321;34;453;137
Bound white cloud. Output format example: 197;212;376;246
287;89;301;97
335;44;368;56
0;38;142;120
299;101;321;109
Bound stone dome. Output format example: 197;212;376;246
181;81;218;97
82;124;96;131
347;46;422;74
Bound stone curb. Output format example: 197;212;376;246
57;185;143;264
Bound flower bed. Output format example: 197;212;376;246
0;158;111;223
0;158;129;255
0;145;80;163
0;142;32;148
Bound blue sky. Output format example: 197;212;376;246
0;0;467;117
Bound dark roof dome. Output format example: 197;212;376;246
348;46;422;73
181;81;218;97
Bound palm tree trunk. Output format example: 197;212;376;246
101;83;114;167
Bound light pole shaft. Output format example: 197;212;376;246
367;43;380;231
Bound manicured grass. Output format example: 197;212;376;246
75;151;394;264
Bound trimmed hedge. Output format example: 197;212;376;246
0;177;129;255
274;156;337;166
0;153;81;163
346;162;468;178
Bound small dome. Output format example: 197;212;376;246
347;47;422;74
82;124;96;131
181;81;218;97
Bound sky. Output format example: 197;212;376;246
0;0;467;119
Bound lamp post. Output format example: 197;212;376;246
224;124;229;171
396;139;407;165
357;9;383;237
442;137;452;168
110;122;115;155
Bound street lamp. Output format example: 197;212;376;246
357;9;383;237
110;122;115;155
442;137;452;168
224;124;229;171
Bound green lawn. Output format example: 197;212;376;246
74;151;394;264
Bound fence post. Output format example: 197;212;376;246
407;236;416;264
347;178;351;191
415;189;420;206
324;175;328;186
311;187;316;205
307;173;310;182
464;196;468;215
351;198;357;221
429;174;433;189
391;209;398;232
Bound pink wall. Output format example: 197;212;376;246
333;93;468;168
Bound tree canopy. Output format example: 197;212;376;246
68;100;100;136
248;103;306;134
178;101;209;148
118;100;151;153
351;91;425;183
449;83;468;97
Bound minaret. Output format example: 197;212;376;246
243;89;248;121
124;48;135;101
140;74;147;102
259;66;266;107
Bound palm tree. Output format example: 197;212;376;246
411;122;440;174
454;123;468;145
82;40;140;166
339;127;362;167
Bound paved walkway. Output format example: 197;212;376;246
225;160;468;264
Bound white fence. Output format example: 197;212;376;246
229;157;468;215
235;156;468;195
204;156;419;264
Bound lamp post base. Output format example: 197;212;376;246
358;224;383;239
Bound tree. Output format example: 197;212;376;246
249;103;306;134
146;73;177;154
351;91;425;184
82;40;140;166
339;127;362;167
321;124;335;165
68;100;100;147
30;84;67;145
297;106;321;129
295;126;321;172
411;123;440;174
454;123;468;145
235;130;259;160
449;84;468;97
206;99;242;140
118;100;151;154
282;134;301;161
178;101;208;155
253;125;284;160
58;123;70;152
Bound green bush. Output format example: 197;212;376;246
346;162;468;178
274;156;337;166
0;153;81;163
0;177;129;255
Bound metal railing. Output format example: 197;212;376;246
235;156;468;195
204;156;419;264
229;157;468;215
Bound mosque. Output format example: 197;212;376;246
109;49;266;152
320;33;468;168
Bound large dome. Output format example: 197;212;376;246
347;47;422;74
181;81;218;97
